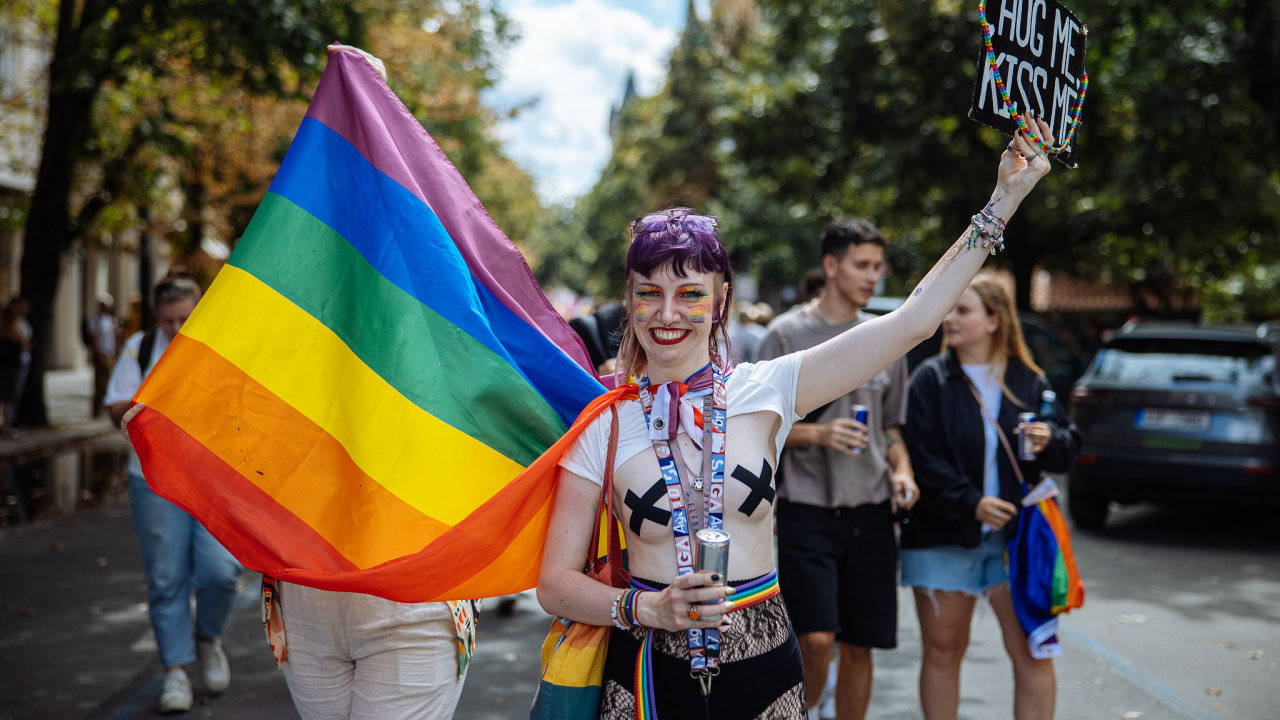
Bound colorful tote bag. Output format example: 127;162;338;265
531;619;612;720
529;405;629;720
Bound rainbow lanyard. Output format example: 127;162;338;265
637;365;727;682
978;0;1088;160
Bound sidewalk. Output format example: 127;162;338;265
0;367;302;719
0;368;531;720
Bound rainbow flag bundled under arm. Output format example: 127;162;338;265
128;47;606;603
1007;479;1085;659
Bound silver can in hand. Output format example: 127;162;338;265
1018;412;1037;460
694;528;730;621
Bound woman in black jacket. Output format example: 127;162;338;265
900;276;1081;720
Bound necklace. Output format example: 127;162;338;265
977;0;1088;161
670;436;706;489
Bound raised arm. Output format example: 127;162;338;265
794;120;1056;417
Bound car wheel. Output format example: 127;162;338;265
1068;487;1109;530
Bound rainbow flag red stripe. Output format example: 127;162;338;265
129;48;605;602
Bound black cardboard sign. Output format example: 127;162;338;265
969;0;1087;166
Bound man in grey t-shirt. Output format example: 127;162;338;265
758;218;918;720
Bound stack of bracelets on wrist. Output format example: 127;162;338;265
967;209;1007;254
611;589;643;631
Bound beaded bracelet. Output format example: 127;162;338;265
610;589;643;630
967;209;1007;254
610;591;628;630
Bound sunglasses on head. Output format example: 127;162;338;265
630;213;718;237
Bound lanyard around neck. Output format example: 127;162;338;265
638;364;728;679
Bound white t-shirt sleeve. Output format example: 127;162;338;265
727;353;804;460
558;407;614;487
103;331;146;408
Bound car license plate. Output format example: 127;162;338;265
1134;408;1211;432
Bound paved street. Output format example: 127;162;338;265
2;368;1277;719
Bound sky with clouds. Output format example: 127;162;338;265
486;0;710;203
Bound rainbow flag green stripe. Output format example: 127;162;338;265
229;191;564;466
262;114;596;427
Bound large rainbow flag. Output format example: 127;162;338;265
128;47;607;602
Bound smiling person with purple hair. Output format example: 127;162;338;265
537;119;1059;719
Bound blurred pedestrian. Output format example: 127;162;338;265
87;293;120;417
7;296;31;426
267;583;473;719
728;301;767;363
570;301;627;377
537;119;1059;718
900;275;1081;720
106;271;244;714
0;300;26;436
758;218;918;720
801;267;827;304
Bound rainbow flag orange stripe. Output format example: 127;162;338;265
129;48;605;602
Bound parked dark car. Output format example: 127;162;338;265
1067;321;1280;529
864;296;1084;397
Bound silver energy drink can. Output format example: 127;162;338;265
851;404;869;455
694;528;730;621
1018;412;1037;460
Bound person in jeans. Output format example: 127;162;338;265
106;272;243;713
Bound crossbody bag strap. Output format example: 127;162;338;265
585;404;629;586
961;375;1028;488
602;405;627;577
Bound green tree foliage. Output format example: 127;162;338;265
9;0;545;425
13;0;364;424
1059;0;1280;319
551;0;1280;320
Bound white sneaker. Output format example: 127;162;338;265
196;636;231;692
159;668;193;714
818;656;837;719
818;690;837;720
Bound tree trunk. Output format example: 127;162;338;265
14;85;97;427
1006;214;1039;313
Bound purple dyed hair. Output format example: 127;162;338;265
615;208;735;382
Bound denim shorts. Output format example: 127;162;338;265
900;531;1008;593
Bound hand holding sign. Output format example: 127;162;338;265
969;0;1088;167
1000;117;1057;202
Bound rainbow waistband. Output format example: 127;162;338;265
632;570;780;719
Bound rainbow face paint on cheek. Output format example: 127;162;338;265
689;304;709;323
632;301;656;324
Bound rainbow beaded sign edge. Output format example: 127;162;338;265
968;0;1089;168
